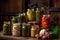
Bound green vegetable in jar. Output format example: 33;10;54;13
22;23;30;37
36;8;41;23
3;21;11;35
11;16;16;25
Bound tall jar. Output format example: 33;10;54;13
11;16;16;25
17;14;21;23
36;8;41;23
31;26;36;37
22;23;30;37
12;23;21;37
3;21;11;35
41;14;50;29
17;13;26;23
26;9;34;21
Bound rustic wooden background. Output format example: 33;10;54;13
0;0;60;31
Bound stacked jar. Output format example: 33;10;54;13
3;21;11;35
31;22;39;37
22;23;30;37
41;14;51;29
12;23;21;37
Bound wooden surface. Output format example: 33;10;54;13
0;32;60;40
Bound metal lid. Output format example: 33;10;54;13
13;23;20;26
43;15;46;17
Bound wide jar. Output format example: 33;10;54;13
12;23;21;37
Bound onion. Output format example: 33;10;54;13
39;29;47;37
45;32;52;38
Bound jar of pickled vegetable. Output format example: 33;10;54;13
22;23;30;37
17;14;21;23
26;9;34;21
11;16;16;26
3;21;11;35
42;14;50;29
12;23;21;37
31;26;36;37
17;13;26;23
36;8;41;23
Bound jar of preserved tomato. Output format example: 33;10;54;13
41;14;50;29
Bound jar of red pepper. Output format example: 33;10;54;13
41;14;50;29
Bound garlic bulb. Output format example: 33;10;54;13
39;29;46;37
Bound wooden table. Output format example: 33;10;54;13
0;32;59;40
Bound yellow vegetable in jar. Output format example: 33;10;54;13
31;26;36;37
26;9;34;21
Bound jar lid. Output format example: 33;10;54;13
47;14;50;17
43;15;46;17
13;23;20;26
22;23;26;26
26;23;30;26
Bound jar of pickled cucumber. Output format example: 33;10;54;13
36;8;41;23
11;16;16;25
22;23;30;37
3;21;11;35
17;13;26;23
12;23;21;37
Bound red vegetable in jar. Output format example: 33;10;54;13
41;14;50;29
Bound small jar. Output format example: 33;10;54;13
12;23;21;37
22;23;30;37
42;14;51;29
3;21;11;35
11;16;16;25
31;26;36;37
36;8;41;23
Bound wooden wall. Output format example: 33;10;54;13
0;0;23;13
30;0;49;7
53;0;60;8
30;0;60;8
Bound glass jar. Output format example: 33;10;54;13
12;23;21;37
3;21;11;35
11;16;17;27
42;14;50;29
22;23;30;37
36;8;41;23
26;9;34;21
31;26;36;37
17;14;21;23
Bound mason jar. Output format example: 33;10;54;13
42;14;51;29
26;9;34;21
3;21;11;35
22;23;30;37
12;23;21;37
